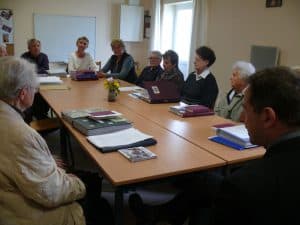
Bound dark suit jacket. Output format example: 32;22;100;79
212;133;300;225
136;65;163;87
21;52;49;74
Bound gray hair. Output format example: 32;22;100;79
150;50;162;60
0;57;38;100
232;61;255;81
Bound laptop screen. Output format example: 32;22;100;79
142;80;180;103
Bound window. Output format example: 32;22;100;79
161;0;193;78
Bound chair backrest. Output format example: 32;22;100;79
250;45;280;71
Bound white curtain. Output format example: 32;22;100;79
188;0;208;73
150;0;161;51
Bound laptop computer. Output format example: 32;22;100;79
135;80;181;103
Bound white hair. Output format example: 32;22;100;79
150;50;162;60
0;56;38;100
232;61;256;81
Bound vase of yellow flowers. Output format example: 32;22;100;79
104;77;120;102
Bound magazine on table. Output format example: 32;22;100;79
118;147;157;162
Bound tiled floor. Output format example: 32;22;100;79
44;130;181;225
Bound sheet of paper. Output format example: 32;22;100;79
38;76;63;84
39;84;69;90
47;69;67;76
119;86;143;92
87;128;153;147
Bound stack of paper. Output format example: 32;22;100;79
47;69;67;76
38;76;63;84
119;86;143;92
87;128;157;153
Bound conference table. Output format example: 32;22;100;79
40;77;265;225
40;78;226;225
116;81;266;165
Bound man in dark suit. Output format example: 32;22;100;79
21;38;49;74
129;67;300;225
135;51;163;87
21;39;50;122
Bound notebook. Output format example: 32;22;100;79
137;80;181;103
70;71;98;81
169;104;214;117
87;128;157;153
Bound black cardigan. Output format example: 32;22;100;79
181;72;219;108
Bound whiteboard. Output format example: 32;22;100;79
34;14;96;62
120;5;143;42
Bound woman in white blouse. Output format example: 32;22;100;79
68;36;97;72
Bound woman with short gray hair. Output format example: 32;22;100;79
0;57;87;225
135;50;164;86
214;61;255;121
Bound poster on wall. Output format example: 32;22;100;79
0;9;13;44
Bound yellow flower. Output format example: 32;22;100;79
104;77;120;94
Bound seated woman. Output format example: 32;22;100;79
214;61;255;122
135;50;163;87
181;46;218;108
0;57;112;225
68;36;97;72
156;50;184;92
98;39;137;83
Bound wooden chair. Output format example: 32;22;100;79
29;117;60;134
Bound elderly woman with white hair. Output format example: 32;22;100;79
0;57;88;225
214;61;255;121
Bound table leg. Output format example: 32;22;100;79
60;126;68;162
114;188;124;225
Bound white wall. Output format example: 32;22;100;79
0;0;151;68
2;0;299;92
207;0;300;93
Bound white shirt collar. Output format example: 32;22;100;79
194;68;210;81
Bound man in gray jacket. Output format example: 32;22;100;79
0;57;86;225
